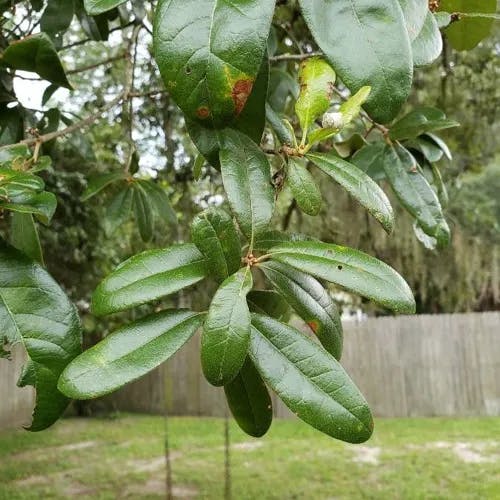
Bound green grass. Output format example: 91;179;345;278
0;415;499;499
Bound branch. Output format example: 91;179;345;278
66;54;127;75
0;93;125;149
270;51;323;62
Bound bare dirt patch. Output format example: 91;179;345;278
350;445;381;465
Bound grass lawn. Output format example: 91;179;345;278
0;415;499;499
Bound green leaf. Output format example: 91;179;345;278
412;11;442;67
153;0;275;127
1;33;71;89
440;0;496;50
247;290;291;321
137;180;177;226
389;107;460;141
191;207;242;283
0;168;45;192
92;243;207;316
219;129;274;242
424;132;452;160
295;57;336;134
260;261;343;360
10;212;43;264
250;314;373;443
398;0;428;40
102;185;134;236
338;86;371;126
299;0;413;124
0;239;81;430
253;230;315;253
59;310;203;399
382;143;450;247
308;151;394;233
41;0;74;34
193;154;204;180
0;144;30;166
265;103;295;146
81;172;125;201
224;357;272;437
405;136;444;163
287;157;322;216
268;68;299;113
201;268;253;386
268;240;416;314
132;183;154;242
83;0;127;15
430;162;448;207
350;142;387;181
0;191;57;225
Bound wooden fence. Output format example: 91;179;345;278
1;312;499;430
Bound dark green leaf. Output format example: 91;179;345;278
41;0;74;34
219;129;274;241
224;357;273;437
191;207;242;282
268;240;416;314
268;68;298;113
260;261;343;360
287;157;322;216
0;191;57;225
1;33;71;89
382;143;450;247
132;183;154;242
308;151;394;233
265;103;295;146
137;180;177;226
92;243;207;316
0;239;81;431
201;268;253;386
84;0;127;15
153;0;274;127
299;0;413;123
247;290;291;321
81;172;125;201
389;107;460;141
424;132;452;160
350;142;387;181
59;310;203;399
102;185;134;236
0;168;45;191
250;314;373;443
405;136;444;163
412;11;442;67
10;212;43;264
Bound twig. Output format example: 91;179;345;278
270;51;322;62
66;54;127;75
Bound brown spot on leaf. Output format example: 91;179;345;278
307;320;319;333
231;79;253;116
196;106;210;119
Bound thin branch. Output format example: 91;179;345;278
66;54;127;75
270;51;322;62
60;21;135;51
